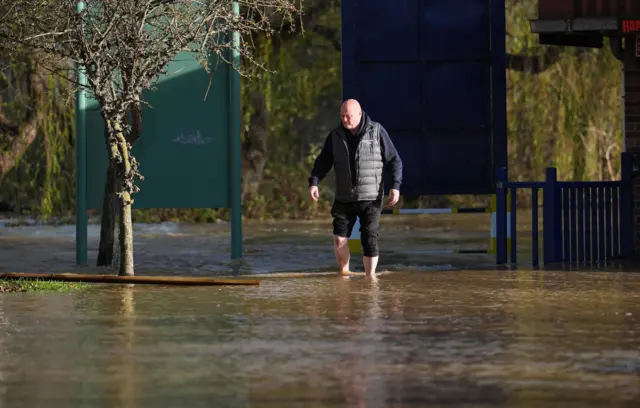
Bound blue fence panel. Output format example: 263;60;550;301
496;152;634;267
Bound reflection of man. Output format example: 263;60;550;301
308;99;403;277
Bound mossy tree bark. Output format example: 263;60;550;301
104;115;141;276
97;104;141;268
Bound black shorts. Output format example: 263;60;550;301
331;199;383;256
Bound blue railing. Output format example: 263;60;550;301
495;153;633;267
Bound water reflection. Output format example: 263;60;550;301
2;270;638;406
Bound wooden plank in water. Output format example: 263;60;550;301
0;273;259;286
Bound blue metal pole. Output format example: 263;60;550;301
620;152;633;258
532;188;539;267
75;1;88;265
509;187;517;265
570;187;577;263
543;167;558;265
562;187;569;262
496;167;507;265
612;186;619;258
229;1;243;260
584;187;592;263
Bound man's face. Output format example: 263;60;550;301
340;105;361;131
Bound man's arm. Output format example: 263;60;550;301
308;133;334;186
379;125;403;191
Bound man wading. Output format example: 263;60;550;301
308;99;403;276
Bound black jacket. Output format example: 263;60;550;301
308;112;403;194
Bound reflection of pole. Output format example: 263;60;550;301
229;1;243;259
75;1;88;265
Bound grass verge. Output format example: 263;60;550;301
0;279;89;293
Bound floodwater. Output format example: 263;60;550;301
0;213;496;275
1;213;640;407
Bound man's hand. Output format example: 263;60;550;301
309;185;320;201
387;189;400;206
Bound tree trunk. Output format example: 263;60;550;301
114;124;135;277
98;104;142;269
118;191;134;276
102;116;138;276
96;161;117;266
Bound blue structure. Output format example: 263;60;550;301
341;0;507;196
495;153;634;267
340;0;636;266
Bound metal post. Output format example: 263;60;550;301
496;167;507;265
531;188;539;267
229;1;243;259
620;152;633;258
543;167;559;265
75;1;88;265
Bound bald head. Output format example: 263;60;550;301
340;99;362;133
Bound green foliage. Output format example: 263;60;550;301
238;10;341;220
504;0;622;206
0;61;75;219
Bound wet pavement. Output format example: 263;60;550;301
1;214;640;406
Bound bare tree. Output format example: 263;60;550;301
0;0;299;276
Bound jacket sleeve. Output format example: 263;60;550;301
379;125;403;191
308;133;334;186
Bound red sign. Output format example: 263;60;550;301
622;20;640;33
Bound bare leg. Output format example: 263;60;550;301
360;202;381;278
334;235;351;274
363;255;378;277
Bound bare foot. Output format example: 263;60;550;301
338;270;353;276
